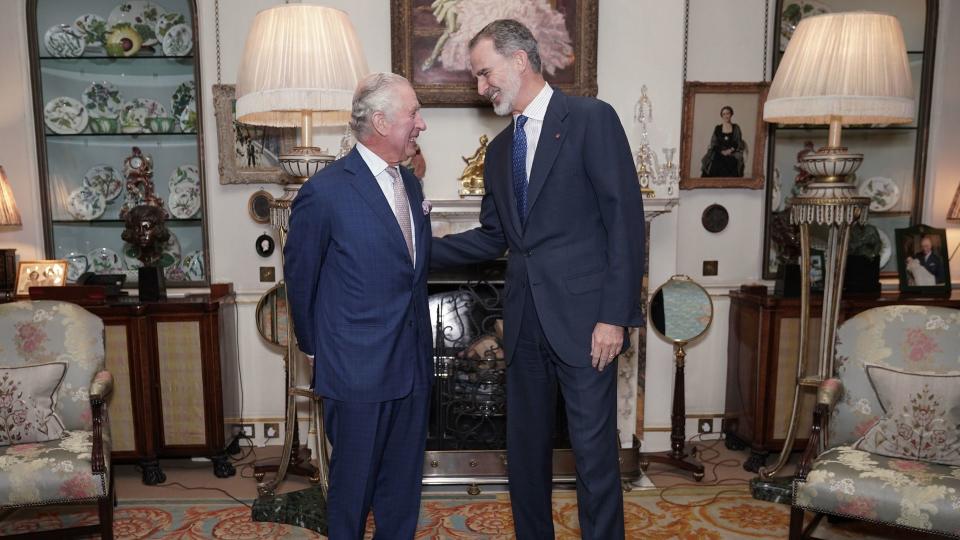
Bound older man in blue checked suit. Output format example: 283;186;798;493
284;72;432;540
430;20;645;540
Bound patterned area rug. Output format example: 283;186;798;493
0;486;940;539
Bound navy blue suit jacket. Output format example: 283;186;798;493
284;148;433;402
431;89;646;366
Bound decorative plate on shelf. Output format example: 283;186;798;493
44;24;86;57
64;252;88;282
161;23;193;56
780;1;830;49
119;98;166;133
82;81;123;119
177;103;197;132
87;247;124;273
74;14;108;48
858;176;900;212
123;231;181;271
771;168;783;212
44;96;89;134
180;250;204;281
169;187;201;219
67;186;107;220
877;229;892;268
155;12;186;41
170;81;195;122
107;1;167;47
83;164;124;202
169;164;200;193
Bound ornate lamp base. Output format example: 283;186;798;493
251;485;328;535
280;146;335;180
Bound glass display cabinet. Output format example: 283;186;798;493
762;0;938;279
27;0;208;287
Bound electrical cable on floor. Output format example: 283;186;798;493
654;433;753;508
155;481;252;509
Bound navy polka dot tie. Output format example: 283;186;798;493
512;115;529;223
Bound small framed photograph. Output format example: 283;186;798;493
679;81;769;190
213;84;297;185
15;260;68;296
895;224;951;294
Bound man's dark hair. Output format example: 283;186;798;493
469;19;542;74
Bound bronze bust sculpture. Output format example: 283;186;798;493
121;204;170;267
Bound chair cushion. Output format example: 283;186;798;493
0;431;109;507
794;445;960;534
855;364;960;465
0;362;67;446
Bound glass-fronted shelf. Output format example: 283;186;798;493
29;0;207;287
763;0;937;279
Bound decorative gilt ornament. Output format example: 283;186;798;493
633;86;657;198
459;134;488;197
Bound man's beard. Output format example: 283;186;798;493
489;72;521;116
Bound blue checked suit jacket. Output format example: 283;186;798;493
284;148;433;402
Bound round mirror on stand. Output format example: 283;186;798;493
640;275;714;481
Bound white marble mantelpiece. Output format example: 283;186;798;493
429;196;678;447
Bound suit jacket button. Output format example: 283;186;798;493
525;250;533;257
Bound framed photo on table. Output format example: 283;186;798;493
213;84;297;185
391;0;598;106
895;224;951;295
680;82;769;190
15;260;67;297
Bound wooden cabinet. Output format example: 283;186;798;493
85;293;238;483
724;285;960;471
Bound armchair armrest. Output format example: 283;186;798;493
89;370;112;475
796;378;844;482
89;370;113;404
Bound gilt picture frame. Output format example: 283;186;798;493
680;81;769;190
213;84;297;185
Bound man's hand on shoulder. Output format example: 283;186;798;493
590;322;623;371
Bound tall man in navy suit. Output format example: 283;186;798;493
284;72;432;539
430;20;645;540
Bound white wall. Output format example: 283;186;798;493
2;0;957;452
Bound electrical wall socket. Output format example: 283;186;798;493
263;423;280;439
697;418;714;434
231;423;254;438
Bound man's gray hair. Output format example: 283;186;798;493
468;19;542;74
350;72;409;138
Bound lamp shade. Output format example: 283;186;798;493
0;166;22;226
235;4;368;128
764;12;914;125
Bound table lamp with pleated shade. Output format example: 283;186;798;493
236;4;368;180
757;12;915;482
0;166;22;296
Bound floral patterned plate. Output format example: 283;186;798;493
108;1;167;47
87;247;124;273
858;176;900;212
178;102;197;132
67;186;107;220
120;98;166;133
180;250;204;281
64;252;88;282
169;164;200;193
155;11;186;41
170;81;195;122
82;81;123;119
169;186;201;219
44;96;89;134
44;24;86;57
161;23;193;56
83;164;124;202
74;13;108;48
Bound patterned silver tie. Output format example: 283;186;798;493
385;166;414;264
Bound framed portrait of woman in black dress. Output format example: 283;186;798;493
679;82;769;189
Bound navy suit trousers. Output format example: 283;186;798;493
507;286;625;539
323;389;430;539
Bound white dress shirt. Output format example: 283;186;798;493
355;142;417;267
513;82;554;181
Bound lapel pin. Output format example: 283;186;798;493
554;132;560;139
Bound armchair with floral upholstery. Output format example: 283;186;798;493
790;305;960;539
0;301;114;539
